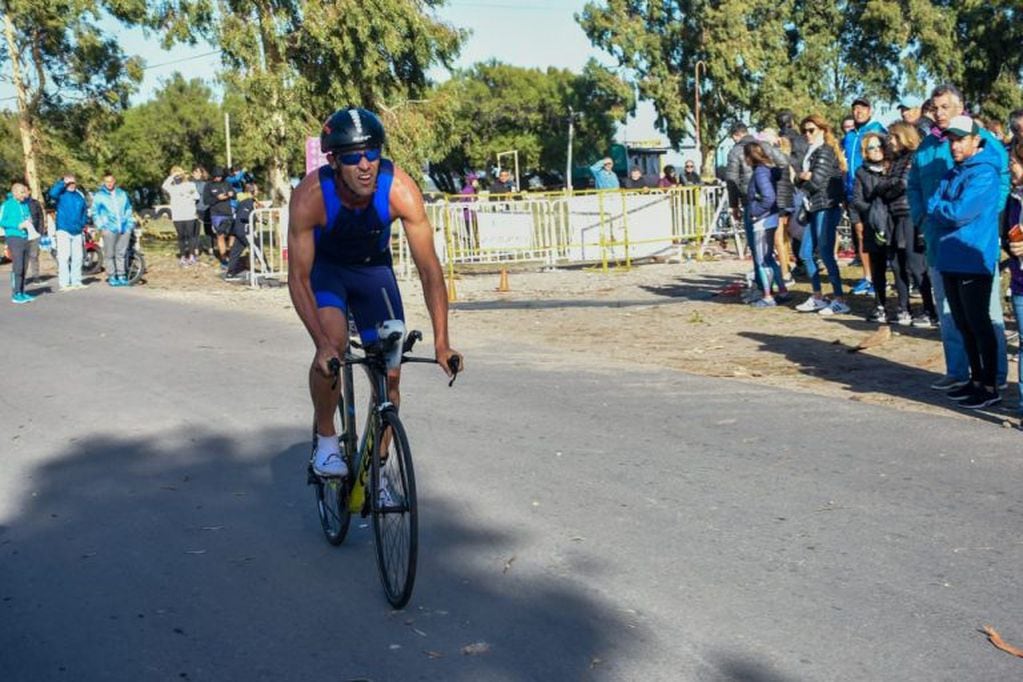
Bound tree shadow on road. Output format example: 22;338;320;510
0;429;649;681
739;331;1016;424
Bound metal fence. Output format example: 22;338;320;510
246;207;288;287
244;185;734;286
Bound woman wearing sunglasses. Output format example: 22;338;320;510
794;114;849;315
879;121;937;327
851;132;896;323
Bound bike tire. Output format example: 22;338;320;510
126;252;146;285
312;402;351;546
370;410;418;609
82;248;102;275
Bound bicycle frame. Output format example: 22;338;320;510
338;350;393;515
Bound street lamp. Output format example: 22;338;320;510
694;60;707;175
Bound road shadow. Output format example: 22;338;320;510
640;274;744;303
710;653;804;682
739;331;1016;424
452;297;688;311
0;429;646;681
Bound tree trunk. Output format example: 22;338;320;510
2;12;40;199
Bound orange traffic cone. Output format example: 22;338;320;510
497;268;510;292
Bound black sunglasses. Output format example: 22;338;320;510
337;148;382;165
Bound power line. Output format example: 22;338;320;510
141;49;221;71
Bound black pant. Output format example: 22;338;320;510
173;220;199;258
943;272;997;387
7;236;28;295
226;219;249;274
868;250;890;307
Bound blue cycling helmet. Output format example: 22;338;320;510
320;108;386;153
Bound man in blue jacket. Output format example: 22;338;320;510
926;115;1004;409
842;97;887;295
908;83;1009;392
49;175;89;290
92;172;136;286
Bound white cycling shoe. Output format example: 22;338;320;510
313;440;348;478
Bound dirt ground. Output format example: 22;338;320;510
128;229;1021;426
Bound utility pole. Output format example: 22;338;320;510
3;12;40;198
566;105;574;193
694;60;707;178
225;112;232;169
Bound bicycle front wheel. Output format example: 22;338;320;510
370;410;417;609
311;402;351;546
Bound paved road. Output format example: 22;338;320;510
1;279;1022;681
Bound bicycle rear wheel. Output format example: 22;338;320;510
370;410;417;608
311;401;351;545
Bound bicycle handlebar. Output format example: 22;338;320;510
331;330;459;387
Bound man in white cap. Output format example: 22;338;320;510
908;83;1009;393
925;114;1004;409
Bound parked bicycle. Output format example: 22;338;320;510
307;322;459;609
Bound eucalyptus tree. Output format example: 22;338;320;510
0;0;144;196
148;0;465;202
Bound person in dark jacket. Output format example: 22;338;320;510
794;114;849;315
725;122;757;221
851;132;894;323
681;161;702;185
24;192;46;283
744;142;789;308
224;182;257;281
203;167;236;265
1003;139;1023;425
926;115;1004;409
880;122;936;327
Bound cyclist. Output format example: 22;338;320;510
288;107;462;477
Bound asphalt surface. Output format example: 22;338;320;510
1;275;1022;681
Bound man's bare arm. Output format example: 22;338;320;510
390;166;462;374
287;174;335;375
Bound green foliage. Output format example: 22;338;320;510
577;0;968;162
147;0;467;197
107;74;225;188
430;59;634;187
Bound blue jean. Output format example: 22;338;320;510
1013;295;1023;412
800;206;843;297
929;266;1007;385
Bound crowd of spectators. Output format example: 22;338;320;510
725;83;1023;413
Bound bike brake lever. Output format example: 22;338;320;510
447;356;461;387
327;357;341;390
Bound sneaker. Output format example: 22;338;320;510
20;292;35;303
312;444;348;478
946;384;976;401
796;297;828;312
819;300;851;316
108;277;119;286
895;311;912;326
910;314;932;329
377;474;398;508
741;288;763;303
867;305;888;323
750;297;777;308
11;293;27;304
930;376;969;391
960;389;1001;410
909;285;921;299
850;279;871;295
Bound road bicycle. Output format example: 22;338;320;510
307;322;459;609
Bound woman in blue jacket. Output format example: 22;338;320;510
743;142;789;307
926;116;1004;410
